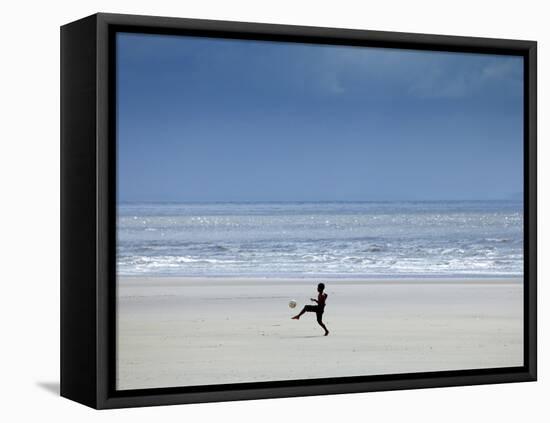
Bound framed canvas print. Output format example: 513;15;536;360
60;13;537;409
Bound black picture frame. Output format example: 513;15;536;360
60;12;537;409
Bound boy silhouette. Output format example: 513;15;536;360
292;283;329;336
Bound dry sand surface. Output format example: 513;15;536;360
116;277;523;390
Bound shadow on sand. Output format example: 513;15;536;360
278;335;322;339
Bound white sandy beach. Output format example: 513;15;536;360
116;277;523;390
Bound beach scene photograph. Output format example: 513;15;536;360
116;33;524;390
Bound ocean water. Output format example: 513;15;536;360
117;201;523;278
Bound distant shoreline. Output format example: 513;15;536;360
118;275;522;285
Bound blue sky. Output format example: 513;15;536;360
117;32;523;202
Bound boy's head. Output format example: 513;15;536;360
317;283;325;292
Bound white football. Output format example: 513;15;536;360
288;300;297;309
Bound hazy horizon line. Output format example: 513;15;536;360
117;198;523;204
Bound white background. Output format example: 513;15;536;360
1;0;547;421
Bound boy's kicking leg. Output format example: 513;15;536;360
292;305;317;320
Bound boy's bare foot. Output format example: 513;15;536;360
291;315;300;320
324;330;329;336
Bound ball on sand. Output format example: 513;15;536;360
288;300;297;309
